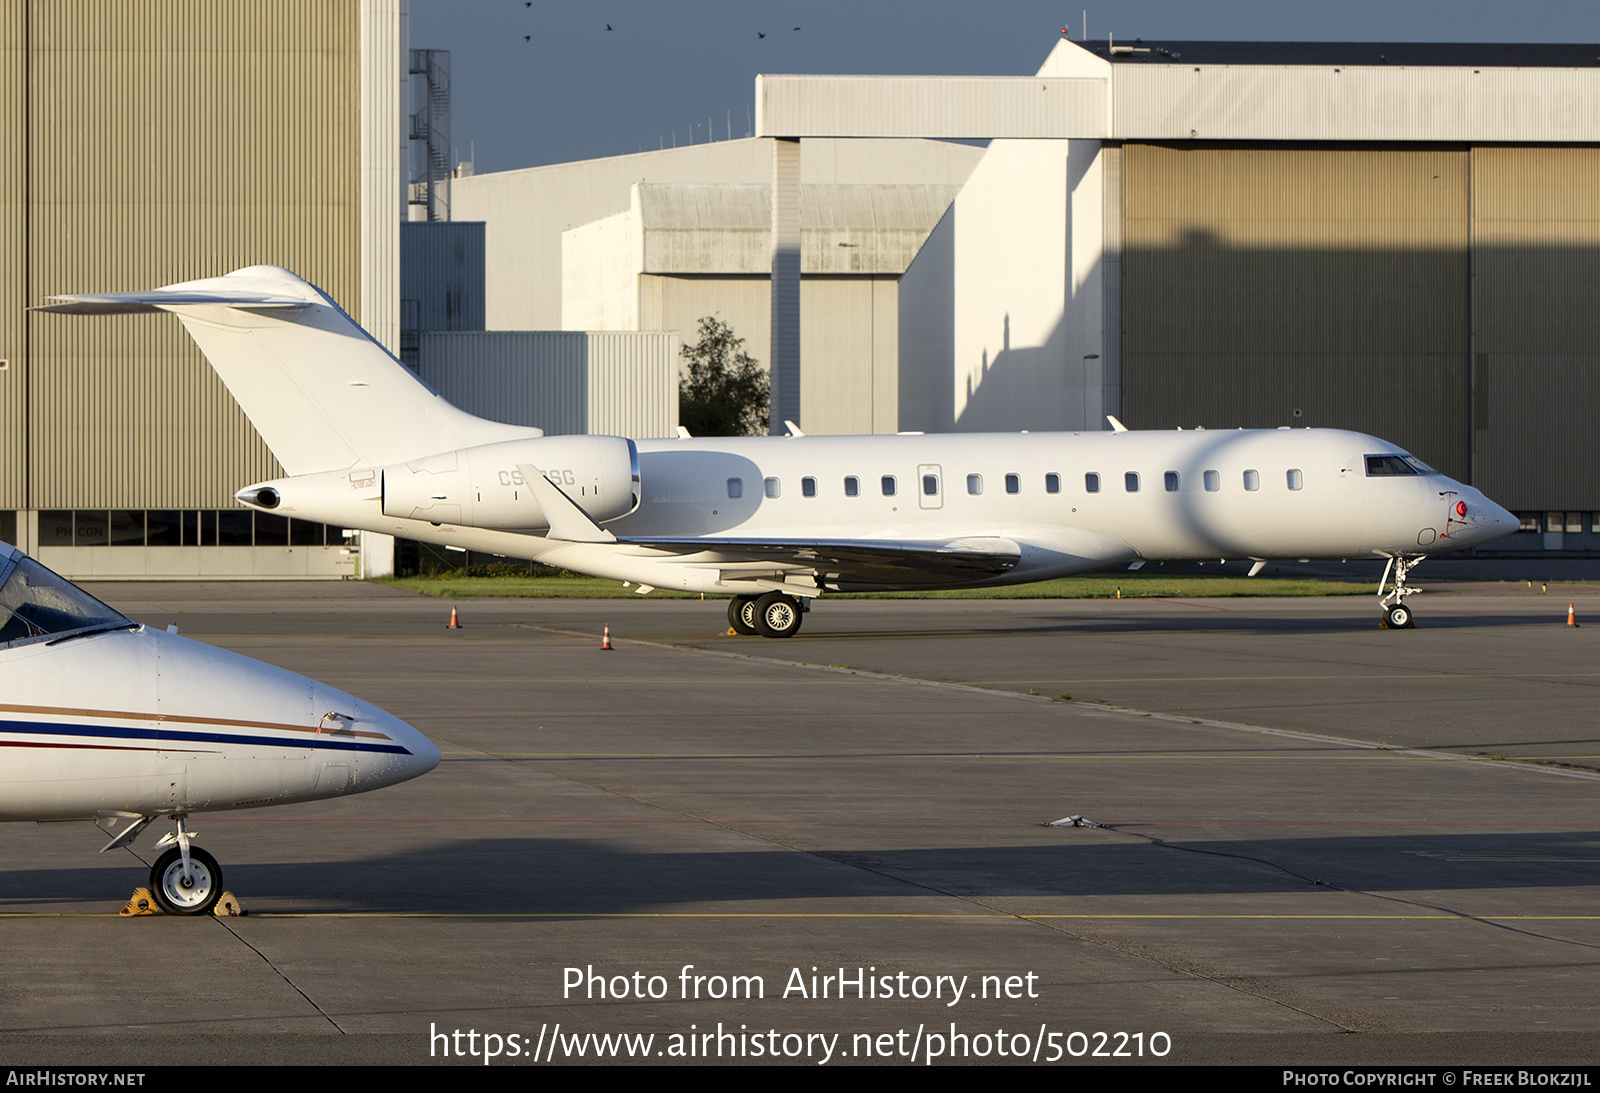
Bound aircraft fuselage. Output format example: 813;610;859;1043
243;427;1516;596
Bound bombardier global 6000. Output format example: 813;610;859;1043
39;266;1517;637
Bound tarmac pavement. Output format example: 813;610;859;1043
3;580;1598;1067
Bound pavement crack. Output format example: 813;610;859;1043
122;846;346;1033
1101;828;1600;954
212;917;348;1034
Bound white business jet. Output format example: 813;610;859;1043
39;266;1517;638
0;541;439;914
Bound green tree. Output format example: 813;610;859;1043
678;316;770;437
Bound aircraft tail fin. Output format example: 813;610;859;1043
36;265;540;475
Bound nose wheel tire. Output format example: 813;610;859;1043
1384;604;1414;630
727;596;759;635
149;846;223;916
754;592;803;639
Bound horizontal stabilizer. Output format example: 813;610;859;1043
35;292;305;315
36;266;541;475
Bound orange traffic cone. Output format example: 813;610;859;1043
1568;603;1579;628
601;623;613;650
447;605;461;629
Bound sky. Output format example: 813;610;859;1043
409;1;1600;175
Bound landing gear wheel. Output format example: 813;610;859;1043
1385;603;1414;630
727;596;758;636
753;592;803;639
149;846;223;916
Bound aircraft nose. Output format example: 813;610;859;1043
1456;491;1518;545
389;712;441;778
357;705;440;789
1490;498;1518;534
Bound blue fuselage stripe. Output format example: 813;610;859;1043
0;719;411;756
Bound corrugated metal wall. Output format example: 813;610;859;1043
417;331;679;440
1471;147;1600;510
401;220;485;331
1120;143;1471;479
0;4;25;505
8;1;362;510
585;332;681;438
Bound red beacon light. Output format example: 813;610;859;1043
1455;501;1468;517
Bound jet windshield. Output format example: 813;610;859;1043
1365;454;1438;476
0;549;134;649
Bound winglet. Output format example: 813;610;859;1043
1106;415;1129;433
515;464;617;543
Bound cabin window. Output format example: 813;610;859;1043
1203;469;1220;492
1045;473;1060;494
1286;469;1303;491
802;477;816;497
727;477;743;499
922;474;939;496
764;477;780;499
967;473;983;495
1005;473;1020;495
1243;469;1260;492
1124;472;1140;493
881;475;897;497
1085;472;1100;493
844;476;859;497
1164;471;1180;492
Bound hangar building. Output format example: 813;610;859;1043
753;39;1600;550
0;0;404;578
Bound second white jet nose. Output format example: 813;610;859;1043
1456;491;1519;546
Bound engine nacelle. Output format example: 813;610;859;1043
381;436;639;529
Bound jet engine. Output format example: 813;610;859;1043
381;436;639;529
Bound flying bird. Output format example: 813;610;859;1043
757;31;765;38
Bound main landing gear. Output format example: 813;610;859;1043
727;592;806;639
100;815;224;916
1378;554;1422;630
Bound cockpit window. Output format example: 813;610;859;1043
1402;456;1436;474
1365;455;1419;476
0;551;134;649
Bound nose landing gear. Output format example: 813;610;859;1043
101;815;225;916
1378;554;1422;629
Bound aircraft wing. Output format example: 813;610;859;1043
521;462;1135;592
612;535;1022;592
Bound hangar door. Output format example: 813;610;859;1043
1118;144;1471;482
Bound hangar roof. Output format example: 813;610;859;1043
1075;41;1600;68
